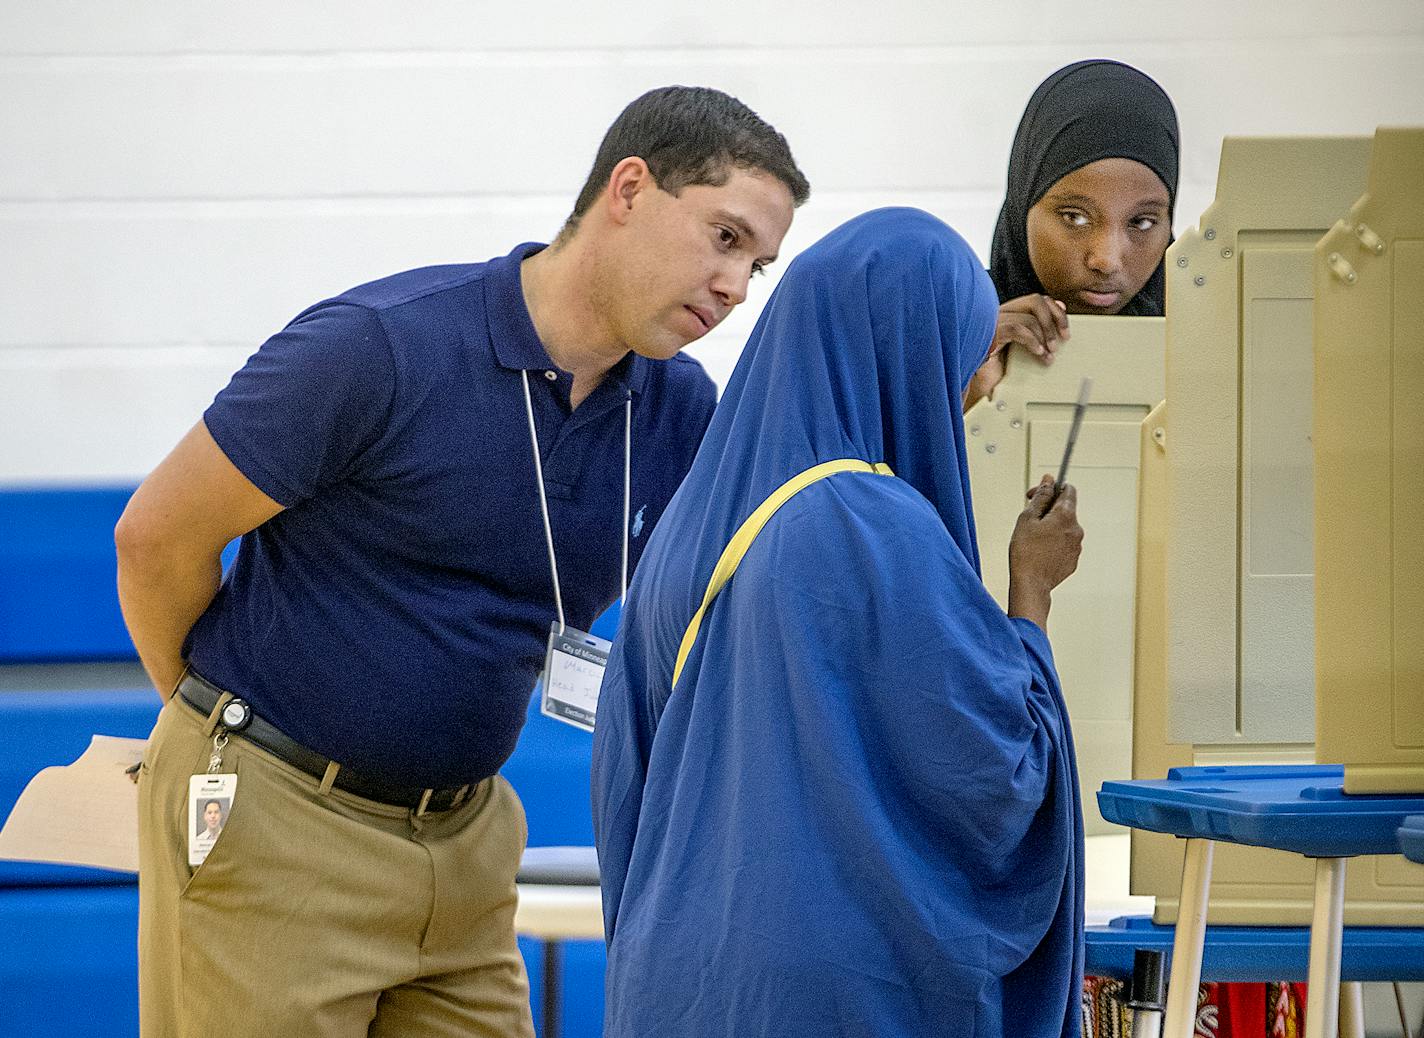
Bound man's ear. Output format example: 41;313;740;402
605;157;654;226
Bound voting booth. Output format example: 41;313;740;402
1131;131;1424;925
968;318;1163;834
1313;127;1424;797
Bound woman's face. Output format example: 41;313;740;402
1025;157;1171;314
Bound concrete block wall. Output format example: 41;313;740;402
4;3;1422;484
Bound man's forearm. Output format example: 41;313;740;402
116;545;224;698
112;419;284;698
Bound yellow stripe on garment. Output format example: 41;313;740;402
671;458;895;689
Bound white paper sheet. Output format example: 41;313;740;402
0;735;146;873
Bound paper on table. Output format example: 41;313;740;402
0;735;146;873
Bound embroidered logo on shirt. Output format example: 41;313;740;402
631;506;647;539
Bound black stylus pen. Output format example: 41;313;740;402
1050;377;1093;505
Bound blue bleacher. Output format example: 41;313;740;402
0;486;139;663
0;487;608;1038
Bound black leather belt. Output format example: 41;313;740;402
177;671;473;813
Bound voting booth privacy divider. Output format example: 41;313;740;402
1313;127;1424;798
967;317;1163;835
1132;129;1424;925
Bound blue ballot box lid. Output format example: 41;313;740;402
1097;765;1424;857
1401;815;1424;865
1085;915;1424;982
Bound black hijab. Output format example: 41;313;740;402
988;59;1180;316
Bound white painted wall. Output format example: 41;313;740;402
3;2;1423;482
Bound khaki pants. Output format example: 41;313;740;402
137;695;535;1038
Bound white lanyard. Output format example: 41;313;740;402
520;368;632;634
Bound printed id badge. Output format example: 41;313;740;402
188;773;237;867
539;622;611;732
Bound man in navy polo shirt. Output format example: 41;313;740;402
116;86;809;1038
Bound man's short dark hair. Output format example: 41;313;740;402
561;86;810;238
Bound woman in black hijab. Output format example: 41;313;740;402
968;60;1179;407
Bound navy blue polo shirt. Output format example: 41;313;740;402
185;243;716;788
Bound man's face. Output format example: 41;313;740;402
606;168;795;360
204;802;222;830
1025;157;1171;315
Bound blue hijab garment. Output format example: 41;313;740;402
592;208;1084;1037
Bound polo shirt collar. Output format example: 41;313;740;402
484;242;649;397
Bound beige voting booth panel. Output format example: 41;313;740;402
1162;135;1370;752
1129;403;1176;914
1131;135;1424;925
1315;127;1424;796
1134;394;1424;925
1135;399;1317;924
967;316;1163;834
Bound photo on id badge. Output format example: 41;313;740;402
188;773;236;867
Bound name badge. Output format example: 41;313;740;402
188;772;236;867
539;623;611;732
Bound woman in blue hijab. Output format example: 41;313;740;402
592;208;1086;1036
